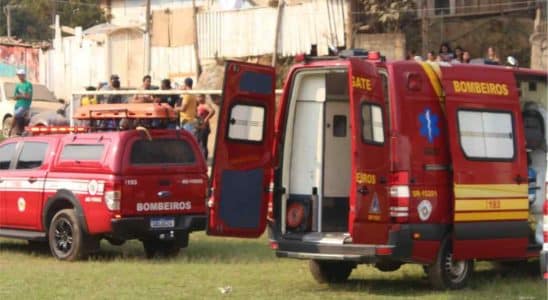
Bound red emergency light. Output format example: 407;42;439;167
26;126;88;135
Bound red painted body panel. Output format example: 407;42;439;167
0;128;207;237
411;240;441;264
208;61;276;238
453;238;528;259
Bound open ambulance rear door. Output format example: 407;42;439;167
347;58;391;245
207;61;276;238
441;65;530;260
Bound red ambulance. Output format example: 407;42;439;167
207;52;548;289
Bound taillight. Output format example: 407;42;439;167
104;180;122;211
389;172;410;223
104;191;121;211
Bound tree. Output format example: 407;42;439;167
0;0;106;41
359;0;416;33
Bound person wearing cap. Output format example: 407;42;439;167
10;69;33;136
175;77;198;134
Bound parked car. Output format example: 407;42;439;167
0;80;63;136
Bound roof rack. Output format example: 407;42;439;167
74;103;177;120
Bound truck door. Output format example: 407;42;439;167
207;61;276;238
347;58;390;244
441;67;529;259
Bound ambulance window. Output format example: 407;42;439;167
458;110;515;160
0;143;15;169
16;142;48;169
361;103;385;144
227;103;265;142
60;144;105;161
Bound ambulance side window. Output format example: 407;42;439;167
16;142;48;169
361;103;385;144
0;143;16;170
227;102;265;143
457;110;515;160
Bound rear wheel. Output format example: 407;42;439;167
48;209;88;261
427;237;473;289
309;260;355;284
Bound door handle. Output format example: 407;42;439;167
357;186;369;195
514;175;524;184
28;177;37;183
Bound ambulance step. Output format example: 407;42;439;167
301;232;352;245
0;228;46;241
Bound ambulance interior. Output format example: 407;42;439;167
281;69;353;238
517;75;547;245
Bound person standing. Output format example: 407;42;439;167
10;69;33;136
485;46;500;65
159;79;180;108
196;94;216;159
132;75;157;103
175;77;198;134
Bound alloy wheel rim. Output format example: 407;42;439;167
54;219;73;254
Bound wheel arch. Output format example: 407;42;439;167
42;189;89;233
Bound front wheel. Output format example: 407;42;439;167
48;209;88;261
427;237;474;289
309;260;355;284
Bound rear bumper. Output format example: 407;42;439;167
110;214;206;241
276;239;386;263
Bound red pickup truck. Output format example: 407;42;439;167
0;121;207;260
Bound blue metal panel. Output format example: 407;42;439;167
239;71;273;95
219;168;264;229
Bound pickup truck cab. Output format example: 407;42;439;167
0;103;207;260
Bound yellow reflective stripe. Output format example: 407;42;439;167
455;211;528;222
455;198;528;211
419;62;445;113
454;184;527;198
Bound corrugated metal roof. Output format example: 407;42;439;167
197;0;346;58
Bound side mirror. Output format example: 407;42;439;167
506;56;518;67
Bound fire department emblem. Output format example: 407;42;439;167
17;197;26;212
417;200;432;221
88;180;98;196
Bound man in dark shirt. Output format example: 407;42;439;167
158;79;180;108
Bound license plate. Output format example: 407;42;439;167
150;217;175;229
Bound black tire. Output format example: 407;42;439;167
309;260;355;284
143;240;181;259
427;237;474;290
48;209;88;261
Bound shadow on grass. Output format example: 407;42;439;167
0;240;52;257
310;261;542;297
1;236;275;263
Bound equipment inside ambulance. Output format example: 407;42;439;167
207;52;548;289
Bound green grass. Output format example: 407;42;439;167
0;233;546;299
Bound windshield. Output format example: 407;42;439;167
4;82;57;102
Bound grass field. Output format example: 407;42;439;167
0;233;546;300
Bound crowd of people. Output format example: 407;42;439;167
80;75;215;160
407;43;502;65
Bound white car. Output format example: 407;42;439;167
0;80;64;136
